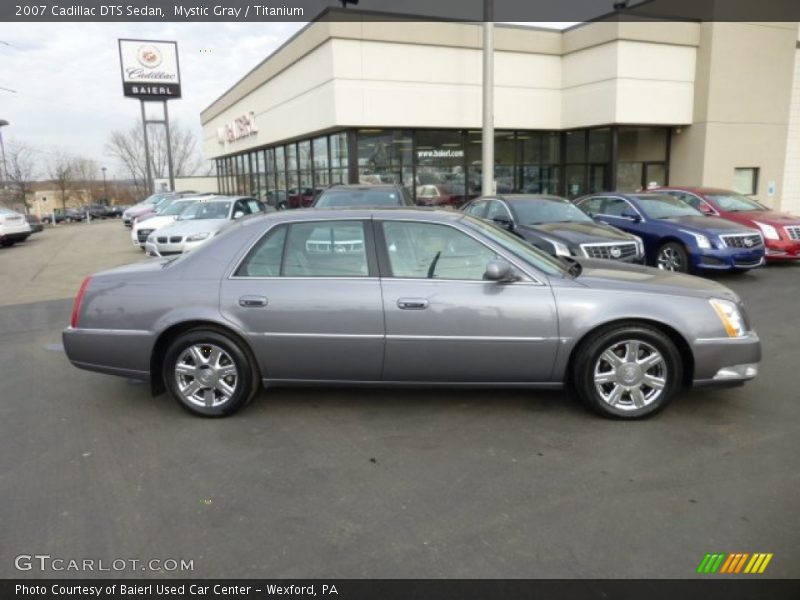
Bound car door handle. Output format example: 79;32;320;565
239;295;268;308
397;298;428;310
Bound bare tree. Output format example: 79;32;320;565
106;120;207;197
48;151;75;212
4;140;38;212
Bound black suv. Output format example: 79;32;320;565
312;184;415;209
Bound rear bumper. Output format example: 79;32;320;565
691;332;761;387
0;231;31;243
63;327;154;379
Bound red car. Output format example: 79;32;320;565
655;187;800;261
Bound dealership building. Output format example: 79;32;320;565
201;14;800;213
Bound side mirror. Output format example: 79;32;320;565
698;203;715;215
492;216;513;231
484;260;516;282
621;209;641;222
233;210;245;219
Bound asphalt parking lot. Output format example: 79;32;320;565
1;220;798;579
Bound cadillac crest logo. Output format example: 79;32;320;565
137;45;162;68
610;246;622;258
744;237;754;247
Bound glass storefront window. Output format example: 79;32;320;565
416;130;466;206
616;162;643;192
330;132;348;169
588;128;611;163
565;164;586;198
565;131;586;163
618;127;667;162
357;129;412;187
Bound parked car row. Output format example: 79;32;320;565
123;193;272;257
0;207;34;247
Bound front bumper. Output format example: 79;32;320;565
691;332;761;387
764;238;800;261
691;247;765;271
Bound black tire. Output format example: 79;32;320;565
163;329;259;417
655;241;689;273
572;324;683;419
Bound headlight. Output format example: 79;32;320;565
186;232;210;242
709;298;746;338
541;237;572;257
680;229;711;249
753;221;779;240
631;235;644;256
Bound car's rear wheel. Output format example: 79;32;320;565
656;242;689;272
163;330;258;417
572;324;683;419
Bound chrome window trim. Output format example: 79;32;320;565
228;216;553;285
227;217;373;280
593;196;647;223
380;218;547;286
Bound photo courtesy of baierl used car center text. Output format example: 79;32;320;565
0;1;799;599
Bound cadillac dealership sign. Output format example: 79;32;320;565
217;112;259;146
118;39;181;99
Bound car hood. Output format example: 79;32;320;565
134;215;176;231
658;215;753;234
156;218;229;236
126;205;155;218
724;209;800;226
518;221;634;244
571;258;738;301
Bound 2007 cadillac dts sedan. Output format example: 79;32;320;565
63;209;761;419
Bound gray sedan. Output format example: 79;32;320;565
63;209;761;419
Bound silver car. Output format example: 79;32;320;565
144;196;268;256
64;209;761;419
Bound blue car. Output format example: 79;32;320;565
574;193;765;273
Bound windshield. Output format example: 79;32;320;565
178;201;231;220
706;192;764;212
462;216;568;277
163;200;199;216
508;197;593;225
633;195;702;219
315;189;405;208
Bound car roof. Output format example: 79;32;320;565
656;186;735;195
495;194;569;202
324;184;403;190
237;207;464;227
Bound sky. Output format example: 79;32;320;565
0;21;572;180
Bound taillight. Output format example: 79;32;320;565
70;276;92;328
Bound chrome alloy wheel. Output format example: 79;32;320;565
174;343;239;409
593;340;667;412
657;246;682;271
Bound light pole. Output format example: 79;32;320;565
0;119;9;196
101;166;108;202
481;1;495;196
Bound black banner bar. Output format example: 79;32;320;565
4;579;800;600
4;0;800;23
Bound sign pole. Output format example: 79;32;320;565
163;100;175;192
481;0;495;196
140;100;153;195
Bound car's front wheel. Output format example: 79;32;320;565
656;242;689;272
163;329;259;417
572;324;683;419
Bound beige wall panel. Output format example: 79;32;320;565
702;122;790;207
669;124;707;185
614;80;694;125
562;82;618;129
562;42;618;89
781;48;800;214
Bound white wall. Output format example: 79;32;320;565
562;41;695;129
203;31;698;159
781;46;800;215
